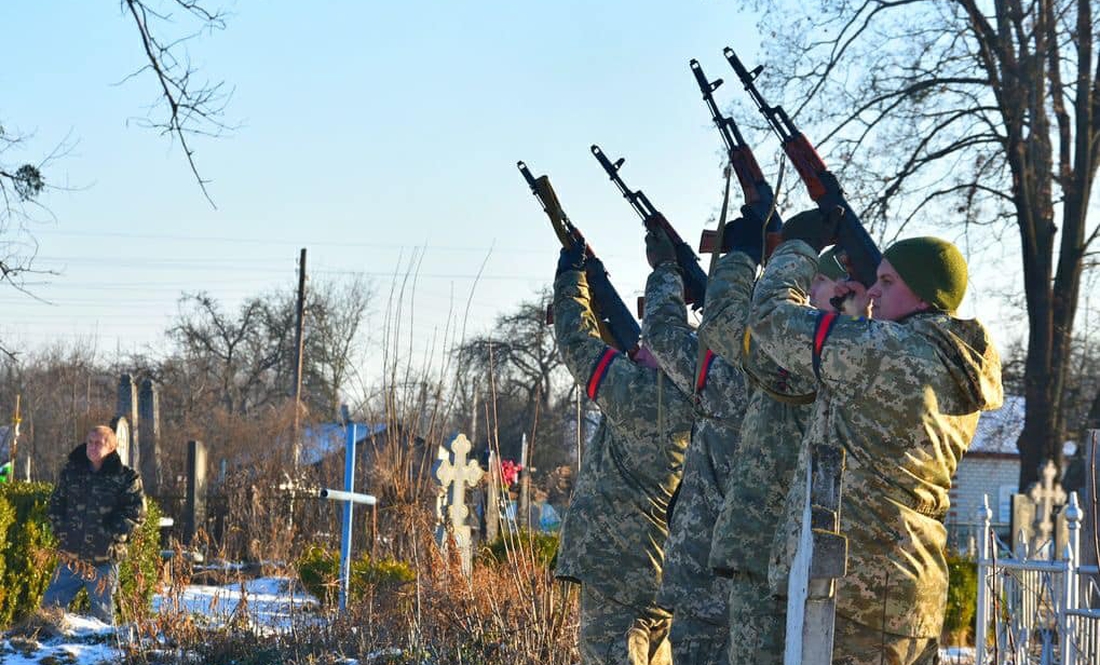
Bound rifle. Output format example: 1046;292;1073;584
590;145;709;311
689;58;783;256
724;47;882;290
517;161;641;355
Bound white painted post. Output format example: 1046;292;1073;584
1064;492;1082;665
975;494;992;665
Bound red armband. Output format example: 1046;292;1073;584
587;348;619;400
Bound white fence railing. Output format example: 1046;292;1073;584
975;493;1100;665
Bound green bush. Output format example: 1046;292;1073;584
0;482;57;628
479;529;559;569
0;482;162;628
944;552;978;644
296;546;416;606
0;496;14;617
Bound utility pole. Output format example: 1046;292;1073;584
292;248;307;469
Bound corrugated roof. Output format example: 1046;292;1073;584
969;395;1025;455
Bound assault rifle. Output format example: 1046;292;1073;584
590;144;708;311
690;58;783;255
724;47;882;289
517;161;641;355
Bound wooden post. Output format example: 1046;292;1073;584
784;444;846;665
292;248;307;469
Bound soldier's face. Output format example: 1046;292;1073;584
86;431;116;468
808;274;839;310
867;259;929;321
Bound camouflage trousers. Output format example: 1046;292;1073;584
579;585;672;665
832;616;940;665
669;612;728;665
727;573;785;665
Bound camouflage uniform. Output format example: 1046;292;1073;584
750;240;1003;662
44;443;146;622
552;268;693;665
640;260;752;665
696;250;817;665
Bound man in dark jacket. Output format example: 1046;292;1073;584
42;425;146;623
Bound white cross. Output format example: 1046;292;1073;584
432;433;483;575
1028;459;1067;545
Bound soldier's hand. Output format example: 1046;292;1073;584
556;239;587;277
645;226;677;269
832;280;871;317
780;207;841;252
722;212;767;264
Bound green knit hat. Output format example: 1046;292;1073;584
817;247;848;281
883;236;968;313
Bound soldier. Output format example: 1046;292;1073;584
552;240;693;665
697;228;850;665
643;212;806;663
42;425;146;624
751;211;1003;665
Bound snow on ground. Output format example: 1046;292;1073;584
152;575;319;632
0;576;319;665
1;579;977;665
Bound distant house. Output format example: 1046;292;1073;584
948;395;1025;540
300;422;389;468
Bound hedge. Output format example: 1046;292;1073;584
944;551;978;645
0;481;162;628
296;545;416;607
478;529;559;569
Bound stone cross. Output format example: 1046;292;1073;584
432;433;484;576
1028;459;1067;546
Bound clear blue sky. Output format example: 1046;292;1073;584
2;1;1039;375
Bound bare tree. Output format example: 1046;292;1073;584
741;0;1100;486
0;2;231;358
170;293;283;415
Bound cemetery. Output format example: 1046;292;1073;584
4;2;1100;665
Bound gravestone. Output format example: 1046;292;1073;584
109;416;132;475
484;449;501;544
784;444;847;665
116;374;140;470
184;440;207;546
432;433;484;576
518;434;531;529
1011;459;1069;559
1081;430;1099;607
138;378;161;496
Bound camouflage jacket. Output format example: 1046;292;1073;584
48;444;146;564
641;261;750;622
696;250;816;580
750;240;1004;637
552;268;692;611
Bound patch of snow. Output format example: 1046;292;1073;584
152;575;319;632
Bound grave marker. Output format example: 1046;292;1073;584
138;378;161;496
184;440;207;546
432;433;483;576
116;374;140;470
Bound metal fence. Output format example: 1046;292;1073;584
975;493;1100;665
